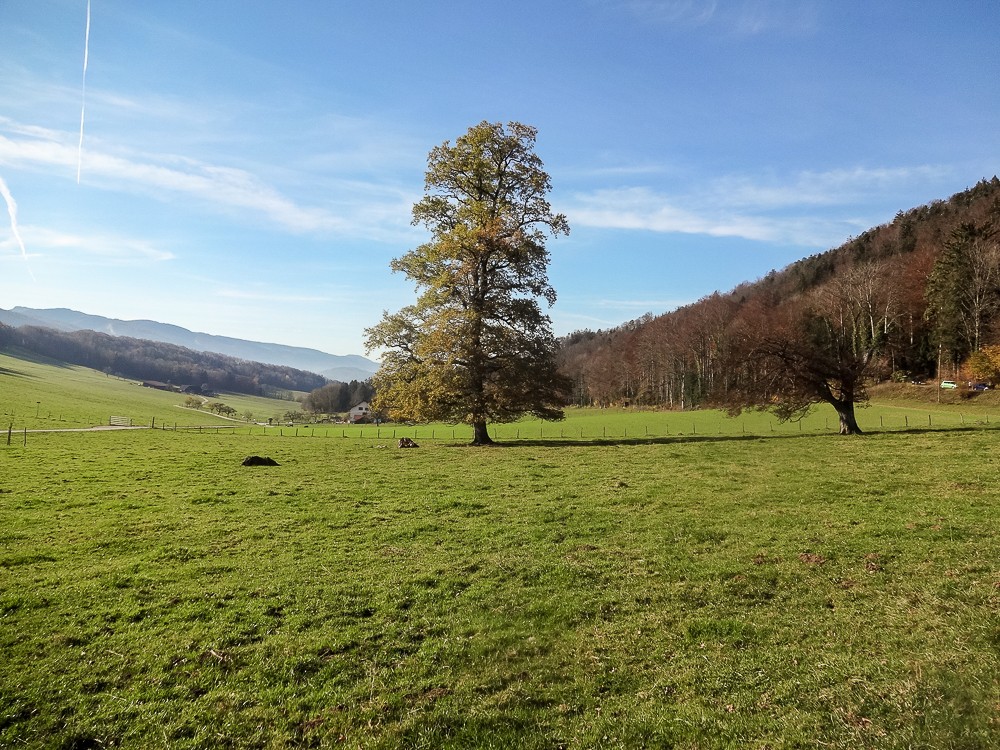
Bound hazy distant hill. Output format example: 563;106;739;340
0;307;379;382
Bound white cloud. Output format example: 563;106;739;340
620;0;719;26
0;121;417;241
601;0;818;35
728;1;818;35
0;117;65;142
5;224;175;264
564;164;951;247
712;165;951;209
597;297;691;310
567;186;800;242
216;288;331;304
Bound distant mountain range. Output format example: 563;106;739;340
0;307;379;382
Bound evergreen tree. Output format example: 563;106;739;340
925;221;1000;372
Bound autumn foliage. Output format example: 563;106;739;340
559;178;1000;431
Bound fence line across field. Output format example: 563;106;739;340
5;411;997;446
146;411;995;441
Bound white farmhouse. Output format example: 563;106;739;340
348;402;372;423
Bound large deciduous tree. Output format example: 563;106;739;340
727;261;897;434
365;121;570;445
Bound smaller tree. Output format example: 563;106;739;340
969;344;1000;384
727;262;896;434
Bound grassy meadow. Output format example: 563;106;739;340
2;351;1000;748
0;350;302;431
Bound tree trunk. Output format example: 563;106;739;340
833;399;863;435
471;420;494;445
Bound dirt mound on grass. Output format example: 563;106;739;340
242;455;279;467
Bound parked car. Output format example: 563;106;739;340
972;382;990;391
940;380;958;389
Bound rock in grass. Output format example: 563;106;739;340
242;455;279;467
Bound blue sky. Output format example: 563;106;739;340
1;1;997;356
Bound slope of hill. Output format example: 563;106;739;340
0;324;329;397
558;177;1000;408
0;348;301;430
0;307;378;381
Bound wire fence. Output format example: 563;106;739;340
138;410;998;443
6;409;999;447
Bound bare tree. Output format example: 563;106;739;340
727;261;897;434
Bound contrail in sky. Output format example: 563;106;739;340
77;0;91;184
0;175;35;281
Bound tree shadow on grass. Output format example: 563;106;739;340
476;424;1000;449
1;347;72;370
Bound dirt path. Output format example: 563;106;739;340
18;425;151;433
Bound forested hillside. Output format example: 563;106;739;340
0;324;328;396
558;177;1000;413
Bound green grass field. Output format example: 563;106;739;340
5;348;999;440
0;350;302;431
2;351;999;748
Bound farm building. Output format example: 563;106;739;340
348;402;372;423
141;380;176;392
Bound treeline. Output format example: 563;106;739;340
302;380;375;414
1;325;328;396
558;177;1000;409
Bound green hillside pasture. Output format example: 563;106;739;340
198;391;307;426
0;350;300;431
1;428;998;748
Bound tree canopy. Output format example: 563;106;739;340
725;262;896;434
365;121;570;444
